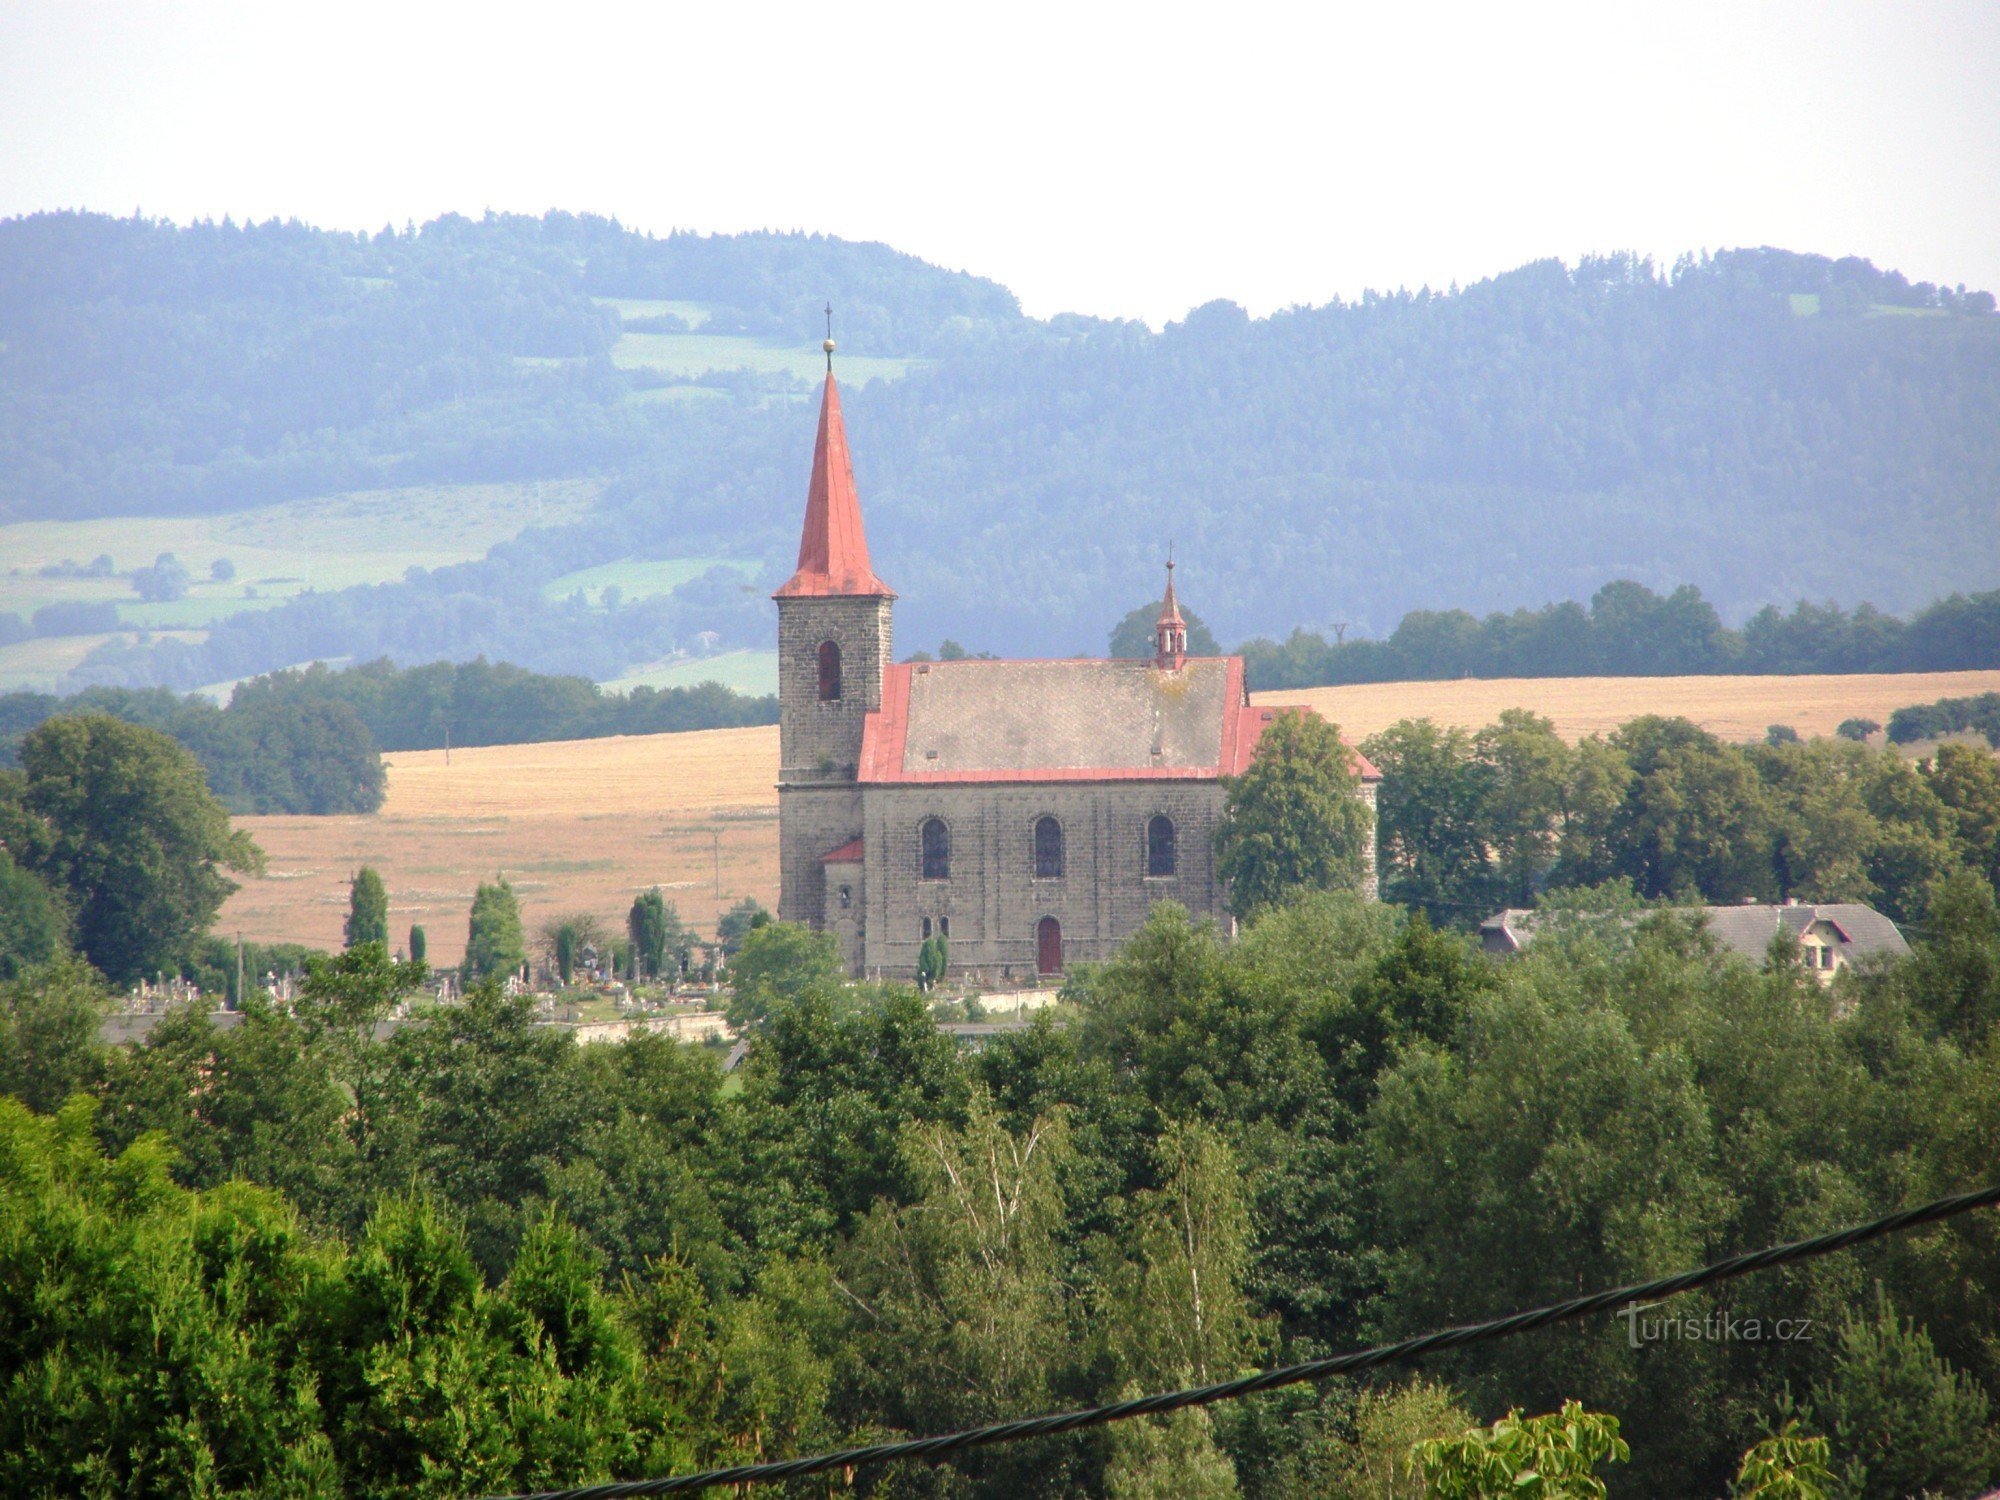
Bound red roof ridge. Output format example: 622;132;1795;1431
774;372;895;600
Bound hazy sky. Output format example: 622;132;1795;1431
3;1;1996;326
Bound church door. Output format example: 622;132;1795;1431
1036;916;1062;976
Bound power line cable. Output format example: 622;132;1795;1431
485;1181;2000;1500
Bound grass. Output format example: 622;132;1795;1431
610;330;918;385
0;631;210;692
625;384;731;406
600;649;779;696
594;297;714;328
0;479;601;689
540;557;758;607
1787;292;1950;320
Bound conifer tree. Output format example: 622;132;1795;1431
344;866;388;949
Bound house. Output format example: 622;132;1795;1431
1479;900;1912;980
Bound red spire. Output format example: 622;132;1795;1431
774;373;894;599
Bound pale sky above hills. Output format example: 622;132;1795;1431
2;0;1995;327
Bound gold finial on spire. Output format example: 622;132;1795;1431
823;302;835;372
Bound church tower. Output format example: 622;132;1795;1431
773;347;894;932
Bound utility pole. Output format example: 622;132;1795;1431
712;830;722;919
1330;621;1350;644
443;723;450;766
235;931;244;1010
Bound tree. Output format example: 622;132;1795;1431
1602;717;1776;902
917;932;948;991
1313;1379;1473;1500
1731;1424;1833;1500
1109;600;1220;659
0;715;262;984
628;887;690;980
1473;709;1572;908
129;551;191;602
409;923;426;965
1412;1403;1629;1499
464;875;525;982
717;896;771;957
345;865;389;949
0;848;69;979
539;912;606;987
1362;718;1492;919
1104;1401;1240;1499
0;957;108;1112
1217;710;1373;920
1809;1288;1998;1500
726;921;843;1031
1836;718;1879;742
1924;740;2000;888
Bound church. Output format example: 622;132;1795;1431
775;356;1380;981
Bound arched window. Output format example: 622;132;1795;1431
817;640;842;701
1033;815;1064;878
920;817;951;880
1146;814;1177;877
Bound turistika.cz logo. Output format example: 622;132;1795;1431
1617;1302;1815;1349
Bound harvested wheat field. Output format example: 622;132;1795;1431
218;672;1999;958
219;726;782;968
1258;669;2000;745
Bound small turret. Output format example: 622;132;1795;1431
1154;560;1188;670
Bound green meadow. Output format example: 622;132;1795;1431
0;479;600;690
599;648;779;696
540;556;761;607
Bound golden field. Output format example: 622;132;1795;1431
1262;668;2000;744
218;671;2000;959
219;727;782;968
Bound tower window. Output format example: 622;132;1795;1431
1146;814;1177;877
1034;815;1064;878
817;640;842;701
920;817;951;880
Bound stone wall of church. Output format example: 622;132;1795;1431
777;784;863;932
856;780;1233;980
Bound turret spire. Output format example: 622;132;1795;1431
1154;556;1188;669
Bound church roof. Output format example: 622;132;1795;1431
773;373;895;599
857;656;1382;784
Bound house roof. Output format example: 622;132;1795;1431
856;656;1381;785
1482;903;1911;961
773;373;895;600
819;837;865;864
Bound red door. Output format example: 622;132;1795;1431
1036;917;1062;976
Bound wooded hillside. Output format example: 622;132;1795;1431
5;213;1994;683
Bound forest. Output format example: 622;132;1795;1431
5;705;2000;1494
7;212;1996;688
5;883;2000;1497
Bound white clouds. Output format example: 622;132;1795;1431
1;0;1994;324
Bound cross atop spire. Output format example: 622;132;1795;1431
1154;557;1188;669
823;302;835;373
773;365;895;599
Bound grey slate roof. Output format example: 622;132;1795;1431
1480;903;1912;961
900;658;1231;775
